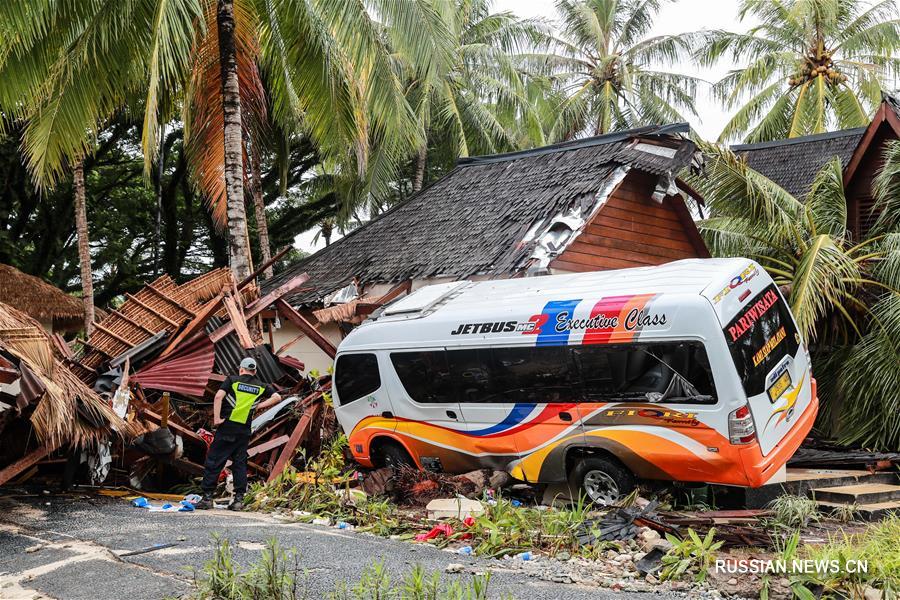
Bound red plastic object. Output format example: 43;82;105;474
414;523;454;542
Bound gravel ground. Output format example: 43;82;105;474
0;494;691;600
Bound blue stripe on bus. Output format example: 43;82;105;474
535;299;582;346
465;403;537;436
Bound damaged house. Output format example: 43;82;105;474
264;123;710;372
733;91;900;238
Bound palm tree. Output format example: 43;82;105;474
700;0;900;143
72;160;95;334
0;0;442;280
402;0;548;192
532;0;700;140
687;143;900;449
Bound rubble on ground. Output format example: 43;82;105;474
0;262;338;492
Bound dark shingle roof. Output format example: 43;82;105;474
266;123;697;306
732;128;865;199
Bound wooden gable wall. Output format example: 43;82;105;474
844;105;900;239
551;170;709;273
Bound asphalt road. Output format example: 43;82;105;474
0;495;681;600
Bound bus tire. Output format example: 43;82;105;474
568;456;634;506
373;440;415;470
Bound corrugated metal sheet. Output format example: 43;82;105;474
132;335;215;397
206;317;286;384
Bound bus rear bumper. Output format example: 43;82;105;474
738;381;819;488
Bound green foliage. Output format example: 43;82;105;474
330;561;499;600
659;528;724;583
193;536;304;600
798;515;900;598
698;0;900;142
531;0;700;140
191;538;501;600
689;142;900;450
768;495;821;529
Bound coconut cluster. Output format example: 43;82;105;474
788;52;848;86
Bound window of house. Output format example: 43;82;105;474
334;353;381;406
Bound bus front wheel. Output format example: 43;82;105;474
373;440;415;470
568;456;635;506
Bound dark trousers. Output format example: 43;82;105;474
201;426;250;497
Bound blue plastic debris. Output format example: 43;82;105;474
131;497;150;508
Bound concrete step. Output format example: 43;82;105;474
811;482;900;505
817;499;900;521
738;468;899;509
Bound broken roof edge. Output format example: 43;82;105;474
458;122;691;166
731;127;867;151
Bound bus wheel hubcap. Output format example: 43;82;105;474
583;470;619;505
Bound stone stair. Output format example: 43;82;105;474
810;478;900;520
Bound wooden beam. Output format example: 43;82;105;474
209;273;310;343
238;245;293;289
125;293;180;327
93;321;138;348
267;401;322;482
375;280;412;304
140;409;207;447
248;435;289;458
109;308;156;335
223;294;255;349
0;444;56;486
844;104;886;186
158;293;224;358
145;284;195;316
275;299;337;359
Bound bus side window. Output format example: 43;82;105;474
390;351;454;403
334;353;381;406
445;346;580;403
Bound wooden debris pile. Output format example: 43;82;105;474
0;302;135;487
0;257;343;491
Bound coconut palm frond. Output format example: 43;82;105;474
705;0;900;142
807;156;848;238
837;294;900;449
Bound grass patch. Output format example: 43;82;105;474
767;494;821;529
188;537;505;600
796;515;900;598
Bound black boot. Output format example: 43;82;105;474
195;495;214;510
227;495;244;511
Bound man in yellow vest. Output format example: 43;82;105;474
197;357;282;510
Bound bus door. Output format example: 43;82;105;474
387;348;469;472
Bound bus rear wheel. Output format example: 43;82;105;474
568;456;635;506
374;441;415;470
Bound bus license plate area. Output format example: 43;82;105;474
767;371;791;403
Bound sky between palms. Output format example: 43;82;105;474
298;0;748;253
495;0;750;140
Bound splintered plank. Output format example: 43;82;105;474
209;273;310;343
223;294;255;350
266;401;322;483
0;444;57;486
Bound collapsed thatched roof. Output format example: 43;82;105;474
0;263;85;326
0;300;133;448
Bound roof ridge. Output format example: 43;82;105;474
731;127;866;151
457;122;690;166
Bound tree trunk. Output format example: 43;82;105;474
412;144;427;193
217;0;251;282
249;148;273;279
72;161;95;336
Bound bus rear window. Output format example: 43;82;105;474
723;284;800;397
